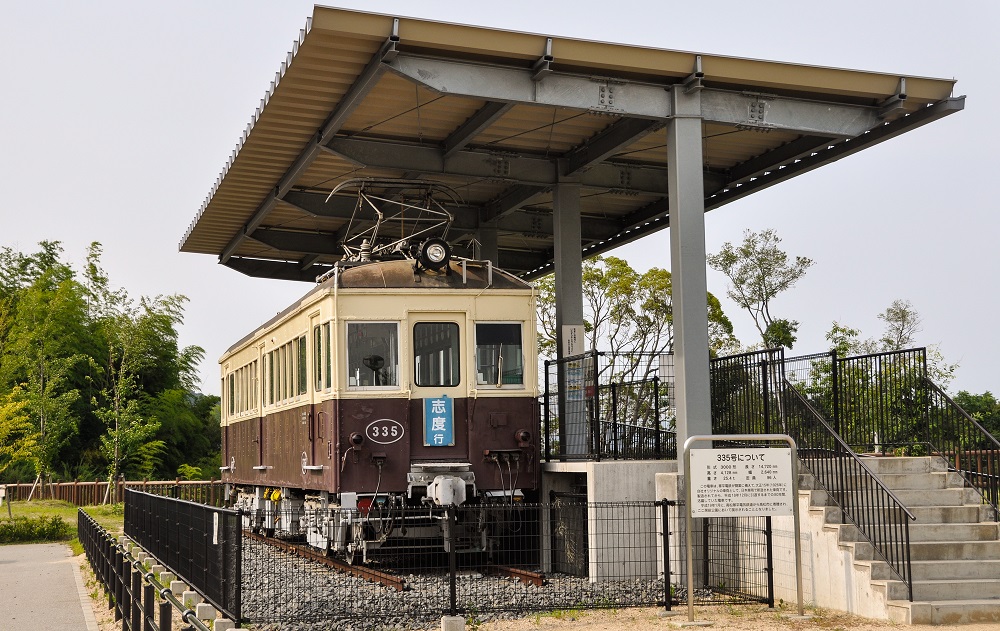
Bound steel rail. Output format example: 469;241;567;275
243;529;407;592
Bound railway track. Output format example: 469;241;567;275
243;530;547;590
244;529;407;591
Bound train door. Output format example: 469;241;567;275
408;313;467;458
309;315;322;468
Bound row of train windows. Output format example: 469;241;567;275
344;322;525;389
225;321;524;416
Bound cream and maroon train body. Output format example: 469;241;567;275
219;258;539;558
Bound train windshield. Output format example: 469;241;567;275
347;322;399;388
413;322;461;387
475;323;524;387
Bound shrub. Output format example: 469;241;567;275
0;515;73;543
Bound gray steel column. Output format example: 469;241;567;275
668;87;712;448
478;224;499;264
553;181;586;456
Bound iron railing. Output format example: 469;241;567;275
782;382;914;600
543;351;676;461
124;489;242;622
924;379;1000;517
79;508;212;630
836;349;928;453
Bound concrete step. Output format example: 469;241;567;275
856;456;947;475
906;522;1000;542
842;504;992;525
840;522;1000;543
887;598;1000;625
870;559;1000;581
839;487;981;507
909;540;1000;561
857;471;965;490
881;577;1000;602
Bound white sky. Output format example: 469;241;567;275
1;1;996;396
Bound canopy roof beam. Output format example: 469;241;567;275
387;54;883;137
323;136;727;194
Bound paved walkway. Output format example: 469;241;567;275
0;543;99;630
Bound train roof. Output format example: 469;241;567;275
222;259;531;359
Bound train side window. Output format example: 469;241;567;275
228;373;235;416
297;336;307;396
322;322;332;390
347;322;398;388
313;325;322;392
413;322;460;387
475;323;524;387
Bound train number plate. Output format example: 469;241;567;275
366;419;405;444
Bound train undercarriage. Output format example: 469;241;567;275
229;462;530;565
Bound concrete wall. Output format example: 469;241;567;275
542;461;677;581
773;491;889;620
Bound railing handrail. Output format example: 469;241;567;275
924;378;1000;451
783;380;914;601
784;381;915;520
922;377;1000;517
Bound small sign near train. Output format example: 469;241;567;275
424;395;454;446
688;447;795;517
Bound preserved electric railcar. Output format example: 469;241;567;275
219;249;540;562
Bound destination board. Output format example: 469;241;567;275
688;448;794;517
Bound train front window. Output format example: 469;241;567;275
347;322;399;388
475;323;524;387
413;322;460;387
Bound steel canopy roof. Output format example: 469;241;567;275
179;5;963;282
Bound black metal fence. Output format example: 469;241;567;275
782;382;914;600
783;348;999;519
925;380;1000;516
239;500;771;628
124;489;242;622
710;348;916;599
543;351;676;461
79;508;211;631
117;491;776;629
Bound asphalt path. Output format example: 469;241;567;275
0;543;99;630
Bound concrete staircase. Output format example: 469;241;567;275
809;455;1000;624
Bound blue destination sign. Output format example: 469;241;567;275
424;395;454;447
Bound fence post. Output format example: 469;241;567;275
447;505;457;617
764;516;775;608
158;600;172;631
132;563;142;631
611;382;619;459
143;583;154;631
543;359;551;462
653;376;661;457
661;500;671;611
701;517;709;589
114;547;124;622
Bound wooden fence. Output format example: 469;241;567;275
2;478;226;507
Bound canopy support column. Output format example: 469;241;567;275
668;87;712;448
553;181;586;456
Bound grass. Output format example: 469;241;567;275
0;499;125;548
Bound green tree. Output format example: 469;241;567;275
0;389;37;476
535;255;738;360
952;391;1000;439
708;228;813;349
0;241;212;486
0;244;88;486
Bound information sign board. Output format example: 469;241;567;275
688;448;794;517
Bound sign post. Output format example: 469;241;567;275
682;434;807;623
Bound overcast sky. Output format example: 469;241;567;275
2;1;995;396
